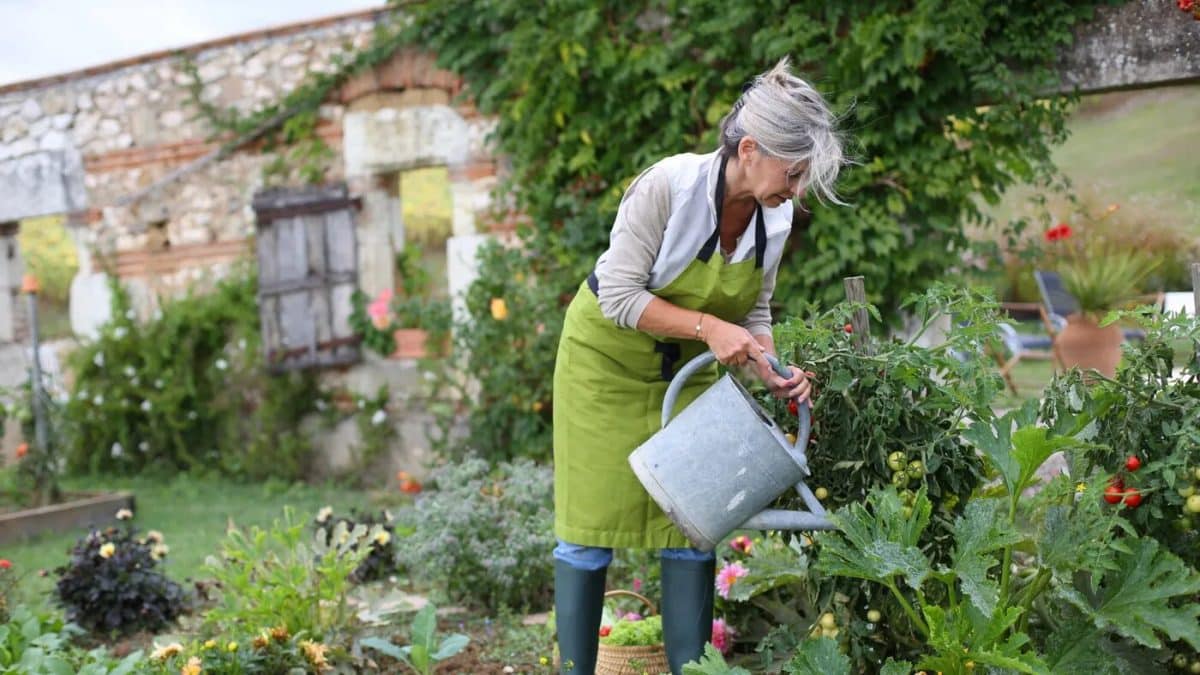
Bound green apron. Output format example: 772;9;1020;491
553;157;768;549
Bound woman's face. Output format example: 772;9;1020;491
738;138;806;207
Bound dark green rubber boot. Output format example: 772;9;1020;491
661;556;716;675
554;559;607;674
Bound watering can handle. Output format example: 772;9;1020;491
660;351;811;457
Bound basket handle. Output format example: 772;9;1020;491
603;589;658;616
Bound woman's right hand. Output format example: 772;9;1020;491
703;317;765;367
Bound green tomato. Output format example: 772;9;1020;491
899;489;915;506
892;470;910;487
1178;484;1196;499
900;505;913;518
866;609;882;623
1187;494;1200;514
887;451;907;472
1174;516;1194;532
1173;655;1189;669
906;460;925;480
1194;467;1200;482
814;487;829;500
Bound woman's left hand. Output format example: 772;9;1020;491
754;359;815;404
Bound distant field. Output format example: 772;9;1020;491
988;84;1200;234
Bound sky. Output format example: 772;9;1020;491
0;0;383;86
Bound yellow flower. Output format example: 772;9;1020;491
151;642;184;660
115;508;133;520
490;297;509;320
270;625;290;642
300;640;330;671
146;530;164;543
226;641;238;652
1075;482;1087;493
180;656;202;675
539;656;550;665
203;639;217;650
252;633;270;649
98;542;116;559
152;543;170;560
374;530;391;546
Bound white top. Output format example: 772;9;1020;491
592;150;793;336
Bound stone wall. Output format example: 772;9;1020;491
0;8;500;331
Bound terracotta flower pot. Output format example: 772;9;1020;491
1057;313;1123;378
390;329;449;359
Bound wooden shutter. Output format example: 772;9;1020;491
253;184;361;372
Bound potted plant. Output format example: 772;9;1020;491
348;249;451;360
1044;218;1158;376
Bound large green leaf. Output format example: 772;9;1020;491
816;488;932;590
1042;619;1163;675
783;638;851;675
1056;537;1200;650
962;401;1076;497
1037;496;1126;578
919;605;1048;674
681;644;752;675
727;535;810;602
943;498;1023;615
432;634;470;661
879;659;914;675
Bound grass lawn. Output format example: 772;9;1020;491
5;473;378;613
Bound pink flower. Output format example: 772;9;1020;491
729;535;753;555
622;612;643;622
711;618;736;655
715;561;748;599
367;289;393;329
632;577;642;592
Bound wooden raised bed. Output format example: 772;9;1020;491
0;492;135;545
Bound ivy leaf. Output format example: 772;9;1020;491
783;638;851;675
816;488;932;590
1056;537;1200;650
681;643;751;675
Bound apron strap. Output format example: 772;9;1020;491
653;341;682;381
697;152;766;268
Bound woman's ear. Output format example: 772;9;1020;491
737;136;758;163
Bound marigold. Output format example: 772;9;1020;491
374;530;391;546
14;443;27;459
300;640;331;671
151;642;184;660
490;297;509;320
98;543;116;559
180;656;202;675
270;625;290;642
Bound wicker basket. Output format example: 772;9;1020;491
595;590;670;675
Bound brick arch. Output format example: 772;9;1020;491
337;48;467;108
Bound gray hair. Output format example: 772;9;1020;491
719;57;846;205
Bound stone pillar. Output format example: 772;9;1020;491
348;173;400;299
66;215;113;341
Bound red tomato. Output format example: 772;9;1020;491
1123;490;1142;508
787;399;799;416
1124;456;1141;472
599;625;611;637
1103;485;1124;505
844;323;854;334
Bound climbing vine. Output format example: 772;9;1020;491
185;0;1116;461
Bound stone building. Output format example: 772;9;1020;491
0;7;501;345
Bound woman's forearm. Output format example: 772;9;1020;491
635;297;712;341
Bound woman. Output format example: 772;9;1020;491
552;57;845;674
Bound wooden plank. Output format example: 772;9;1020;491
275;216;308;283
306;213;327;279
258;273;355;296
256;225;277;286
325;208;357;274
844;276;870;354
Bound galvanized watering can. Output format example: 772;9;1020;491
628;351;835;552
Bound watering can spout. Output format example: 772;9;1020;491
740;509;837;532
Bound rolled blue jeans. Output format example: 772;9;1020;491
554;539;713;571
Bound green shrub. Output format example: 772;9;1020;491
53;514;187;636
0;605;145;674
202;507;381;644
60;270;320;480
395;456;555;610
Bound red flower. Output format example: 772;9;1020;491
0;559;11;569
1044;222;1074;242
598;625;611;637
1179;0;1193;12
